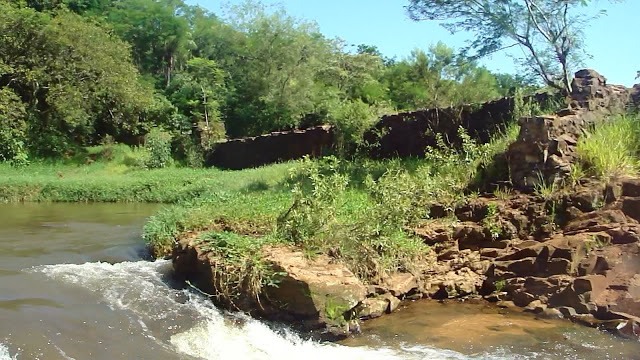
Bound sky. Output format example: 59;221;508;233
186;0;639;86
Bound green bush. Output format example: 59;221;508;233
144;128;173;169
325;99;392;154
0;88;29;166
277;156;348;248
277;156;430;281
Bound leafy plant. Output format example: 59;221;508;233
144;128;173;169
277;156;348;249
494;279;506;292
482;202;502;240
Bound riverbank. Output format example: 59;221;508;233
0;158;294;204
3;203;636;359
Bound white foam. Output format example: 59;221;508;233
32;260;509;360
0;343;16;360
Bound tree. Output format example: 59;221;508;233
0;3;159;156
382;42;505;110
406;0;614;94
107;0;193;87
167;57;226;136
217;2;335;137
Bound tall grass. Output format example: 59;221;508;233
577;114;640;180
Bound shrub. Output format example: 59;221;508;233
325;99;391;154
0;88;29;166
278;156;430;282
277;156;348;248
144;128;173;169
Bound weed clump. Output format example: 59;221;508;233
195;231;280;308
277;156;430;282
577;114;640;180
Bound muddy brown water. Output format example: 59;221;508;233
0;203;638;360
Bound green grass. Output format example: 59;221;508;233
0;158;295;203
194;231;281;307
577;114;640;180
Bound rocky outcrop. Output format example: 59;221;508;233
413;177;640;340
508;70;632;190
172;237;426;339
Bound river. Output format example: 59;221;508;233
0;203;638;360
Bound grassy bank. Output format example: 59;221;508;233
141;120;522;294
0;144;295;203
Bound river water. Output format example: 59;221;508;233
0;203;638;360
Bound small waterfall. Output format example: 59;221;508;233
29;260;498;360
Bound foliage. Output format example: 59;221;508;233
324;99;389;153
167;58;226;136
106;0;193;87
483;202;502;240
144;128;173;169
277;156;431;281
277;156;348;247
406;0;615;93
383;43;511;110
0;3;158;157
0;1;545;163
577;114;640;180
0;88;28;165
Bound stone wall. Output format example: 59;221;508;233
205;69;635;171
205;125;333;170
364;93;553;159
508;70;633;190
206;93;553;169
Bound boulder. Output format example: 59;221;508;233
621;197;640;222
263;246;367;326
621;178;640;197
384;272;418;297
356;297;388;319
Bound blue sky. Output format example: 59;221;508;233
187;1;638;86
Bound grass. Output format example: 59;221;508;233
194;231;281;308
577;113;640;180
0;153;295;203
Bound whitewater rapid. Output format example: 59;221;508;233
12;260;512;360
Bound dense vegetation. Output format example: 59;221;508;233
1;0;536;165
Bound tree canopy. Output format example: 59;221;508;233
406;0;615;93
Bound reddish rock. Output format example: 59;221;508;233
564;209;629;233
573;275;608;297
384;272;418;297
263;247;367;321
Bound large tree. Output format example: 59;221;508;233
406;0;614;94
0;3;160;157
